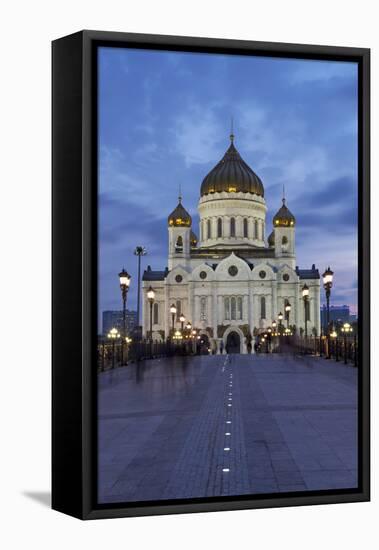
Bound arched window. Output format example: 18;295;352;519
243;218;248;238
176;300;181;321
260;296;266;319
153;302;159;324
254;220;259;239
175;235;183;252
231;297;237;320
217;217;222;238
237;297;243;320
282;236;288;244
207;219;211;240
230;217;236;237
282;235;288;252
200;297;207;321
224;297;230;320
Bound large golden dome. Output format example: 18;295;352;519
200;135;264;197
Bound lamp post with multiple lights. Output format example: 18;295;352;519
322;267;334;333
147;286;155;358
119;268;131;365
322;266;334;358
107;327;120;369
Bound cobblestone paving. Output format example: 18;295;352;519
98;353;358;504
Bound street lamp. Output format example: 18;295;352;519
278;312;283;335
147;286;155;357
125;336;132;365
119;268;131;365
285;302;291;329
185;321;192;341
107;327;120;369
341;322;353;364
322;266;334;333
170;304;177;337
302;284;309;339
179;313;186;332
134;246;147;336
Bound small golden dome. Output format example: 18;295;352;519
273;199;296;227
167;198;192;227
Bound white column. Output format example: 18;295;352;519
248;218;254;241
194;295;200;326
295;283;301;329
272;282;278;322
212;287;218;338
224;216;230;239
212;217;217;241
236;216;243;238
243;295;248;323
248;289;253;327
266;294;272;325
253;294;259;330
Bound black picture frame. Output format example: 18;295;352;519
52;30;370;520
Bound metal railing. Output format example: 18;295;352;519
97;339;197;372
290;334;358;366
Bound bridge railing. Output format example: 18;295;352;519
290;335;358;367
97;339;197;372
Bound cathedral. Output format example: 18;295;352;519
142;132;321;353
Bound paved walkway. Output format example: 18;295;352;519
98;353;358;503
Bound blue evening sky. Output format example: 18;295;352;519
98;46;358;324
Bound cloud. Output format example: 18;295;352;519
290;59;357;84
170;102;226;166
98;48;359;324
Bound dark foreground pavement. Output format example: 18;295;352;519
98;353;358;503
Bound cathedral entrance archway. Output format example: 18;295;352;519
226;331;241;354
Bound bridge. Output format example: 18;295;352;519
98;352;358;503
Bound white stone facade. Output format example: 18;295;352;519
142;142;321;353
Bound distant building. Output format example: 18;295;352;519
102;310;137;336
320;305;350;328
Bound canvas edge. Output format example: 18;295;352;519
52;30;370;520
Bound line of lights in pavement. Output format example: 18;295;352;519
222;357;234;474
